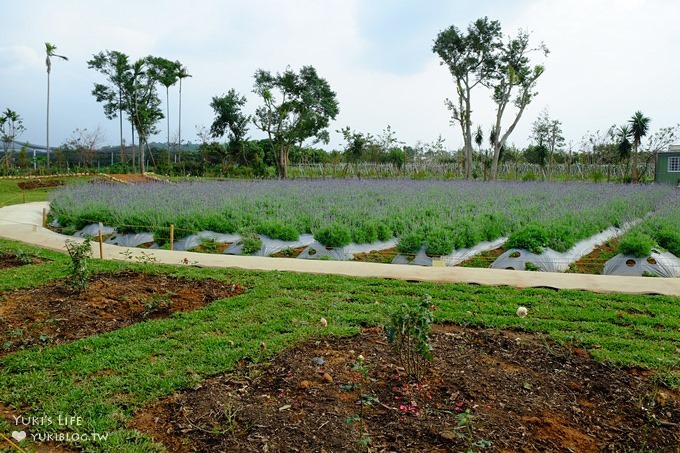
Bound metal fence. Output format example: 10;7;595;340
287;162;651;181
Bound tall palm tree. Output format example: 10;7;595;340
628;111;650;183
45;42;68;168
616;125;632;163
176;64;191;155
149;58;179;164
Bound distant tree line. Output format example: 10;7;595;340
2;20;677;183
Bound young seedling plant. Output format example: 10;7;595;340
64;238;91;293
345;354;373;449
386;294;435;382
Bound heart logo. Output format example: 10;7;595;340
11;430;27;442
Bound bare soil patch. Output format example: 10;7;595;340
270;246;307;258
458;247;506;268
131;326;679;452
567;239;619;274
353;247;399;264
189;242;233;255
0;270;243;355
16;179;64;190
0;252;47;269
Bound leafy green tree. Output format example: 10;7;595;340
530;109;563;180
210;89;251;166
523;144;548;169
252;65;339;178
210;90;249;144
0;109;26;169
125;57;164;173
339;126;371;166
628;111;650;183
17;144;30;168
88;50;131;164
489;31;548;180
45;42;68;168
433;17;502;180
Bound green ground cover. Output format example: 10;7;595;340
616;193;680;257
0;237;678;451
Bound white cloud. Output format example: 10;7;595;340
0;0;678;152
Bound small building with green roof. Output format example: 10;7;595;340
655;145;680;185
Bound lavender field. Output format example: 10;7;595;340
49;180;678;256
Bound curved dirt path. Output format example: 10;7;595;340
1;202;680;296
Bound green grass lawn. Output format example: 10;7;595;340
0;179;51;207
0;176;96;207
0;237;679;452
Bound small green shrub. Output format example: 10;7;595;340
397;232;423;254
64;238;92;293
618;231;656;258
240;233;263;255
376;222;393;242
505;224;550;254
386;294;434;382
478;213;505;241
256;221;299;241
152;224;172;246
13;249;33;265
655;227;680;257
450;219;482;249
204;212;238;234
547;224;574;253
425;228;455;256
142;293;174;317
315;223;352;248
525;262;540;271
351;222;378;244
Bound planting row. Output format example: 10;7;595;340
49;180;676;257
616;194;680;258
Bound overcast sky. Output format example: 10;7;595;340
1;0;678;152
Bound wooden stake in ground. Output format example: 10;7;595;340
98;224;104;259
170;224;174;251
42;208;47;227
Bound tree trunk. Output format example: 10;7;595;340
131;123;136;172
140;136;145;174
277;146;288;179
490;103;528;181
463;94;472;180
118;90;125;165
631;143;638;183
166;86;171;166
46;72;51;168
178;78;183;157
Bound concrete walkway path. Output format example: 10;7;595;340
1;202;679;297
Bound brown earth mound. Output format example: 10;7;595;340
0;252;47;269
131;326;679;452
0;270;243;355
17;179;64;190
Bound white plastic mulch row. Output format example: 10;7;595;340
72;223;680;277
603;251;680;278
490;224;630;273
